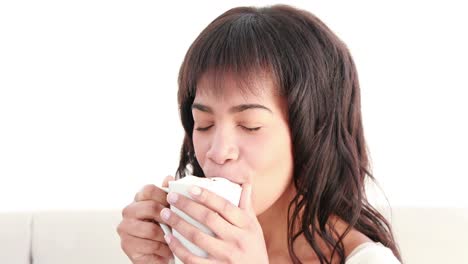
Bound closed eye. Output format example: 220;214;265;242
195;125;213;131
240;126;261;132
194;125;261;132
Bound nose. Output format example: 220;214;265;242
205;126;239;165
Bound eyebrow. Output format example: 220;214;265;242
191;103;272;114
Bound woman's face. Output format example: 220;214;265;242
192;73;294;215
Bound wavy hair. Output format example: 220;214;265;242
175;4;402;263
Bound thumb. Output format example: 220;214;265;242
239;183;255;216
162;175;175;188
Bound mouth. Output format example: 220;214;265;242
205;175;244;185
203;170;253;186
202;165;252;186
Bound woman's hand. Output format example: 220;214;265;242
160;183;269;264
117;176;175;264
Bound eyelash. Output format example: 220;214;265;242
195;125;261;132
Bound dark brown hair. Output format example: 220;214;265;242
175;4;402;263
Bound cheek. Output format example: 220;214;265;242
251;166;293;215
247;129;294;215
192;133;208;167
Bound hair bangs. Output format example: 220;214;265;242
178;9;282;103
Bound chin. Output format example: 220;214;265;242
252;197;275;216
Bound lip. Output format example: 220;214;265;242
205;174;244;185
203;168;252;186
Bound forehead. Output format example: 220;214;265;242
193;71;289;119
195;70;278;102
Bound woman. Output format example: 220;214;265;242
117;4;402;264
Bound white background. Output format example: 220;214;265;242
1;0;467;212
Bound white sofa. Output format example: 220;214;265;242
1;208;467;264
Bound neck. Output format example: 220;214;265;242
256;182;333;263
257;181;298;259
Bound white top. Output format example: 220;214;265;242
345;242;401;264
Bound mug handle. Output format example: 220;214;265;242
159;187;172;236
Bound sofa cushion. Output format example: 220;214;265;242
31;210;130;264
0;212;32;264
391;207;468;263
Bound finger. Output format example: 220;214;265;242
166;192;236;240
134;184;169;205
120;233;173;259
239;183;255;217
164;234;213;264
118;218;165;243
122;200;168;223
130;253;167;264
160;208;227;259
162;175;175;188
188;186;249;228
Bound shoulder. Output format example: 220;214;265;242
345;242;401;264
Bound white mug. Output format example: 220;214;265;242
159;175;242;264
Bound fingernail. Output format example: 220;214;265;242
161;208;171;221
167;192;178;204
189;185;202;196
164;234;171;244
